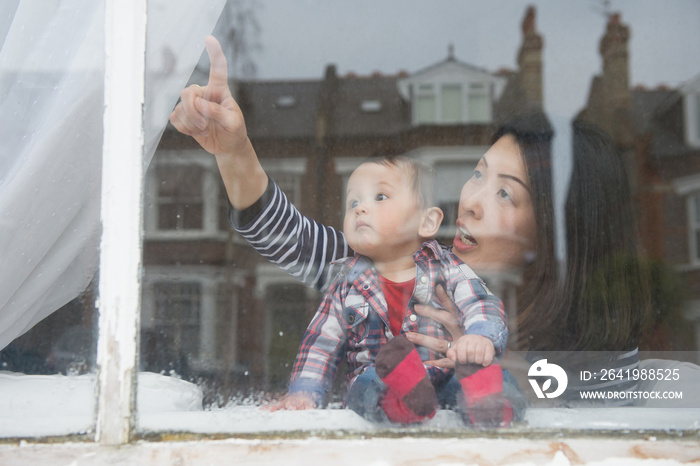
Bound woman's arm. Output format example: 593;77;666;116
170;37;350;291
170;36;267;211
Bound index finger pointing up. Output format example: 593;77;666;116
204;35;229;97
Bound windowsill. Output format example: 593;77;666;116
2;434;700;465
0;372;202;439
3;370;699;439
137;406;700;436
2;372;700;466
674;262;700;273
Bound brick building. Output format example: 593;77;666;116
577;14;700;350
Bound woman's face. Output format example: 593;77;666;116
452;134;537;271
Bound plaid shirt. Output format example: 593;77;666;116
288;240;507;405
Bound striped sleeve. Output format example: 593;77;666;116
229;178;351;293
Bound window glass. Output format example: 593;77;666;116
415;93;436;124
1;0;226;440
5;0;700;443
153;282;202;358
265;284;311;391
0;0;105;438
467;83;489;123
441;84;462;123
156;165;205;231
138;1;700;435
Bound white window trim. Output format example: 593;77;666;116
684;193;700;269
682;74;700;148
685;93;700;148
143;266;244;371
411;81;495;126
16;1;695;451
96;0;146;445
260;157;306;206
145;150;228;241
253;263;319;300
673;175;700;269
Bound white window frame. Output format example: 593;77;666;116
96;0;146;445
260;157;305;206
18;0;693;453
672;175;700;269
144;150;227;241
682;73;700;148
684;92;700;148
142;266;243;372
410;81;494;126
254;264;320;388
688;193;700;266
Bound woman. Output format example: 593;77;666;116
170;37;651;408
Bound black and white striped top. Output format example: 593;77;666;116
229;178;349;293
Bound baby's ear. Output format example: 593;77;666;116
419;207;443;238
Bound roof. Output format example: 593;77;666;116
238;74;410;140
238;80;320;139
631;88;690;158
408;55;492;81
329;75;409;137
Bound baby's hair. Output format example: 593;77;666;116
364;155;435;208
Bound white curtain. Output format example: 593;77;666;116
0;0;226;350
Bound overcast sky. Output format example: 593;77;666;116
247;0;700;119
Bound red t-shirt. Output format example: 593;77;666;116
378;275;415;336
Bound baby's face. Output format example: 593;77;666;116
343;162;425;263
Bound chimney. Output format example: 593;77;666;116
597;13;632;144
600;13;631;113
316;64;338;144
517;6;543;108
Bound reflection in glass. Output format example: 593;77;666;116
143;1;700;433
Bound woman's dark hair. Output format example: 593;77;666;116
495;114;651;351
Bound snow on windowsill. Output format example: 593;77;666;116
2;371;700;439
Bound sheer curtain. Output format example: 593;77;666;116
0;0;225;350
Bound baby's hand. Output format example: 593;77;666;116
446;334;496;367
264;393;317;412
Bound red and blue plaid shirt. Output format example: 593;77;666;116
288;240;507;404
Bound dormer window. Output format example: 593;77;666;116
276;95;296;108
397;57;505;127
361;99;382;112
413;82;491;125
